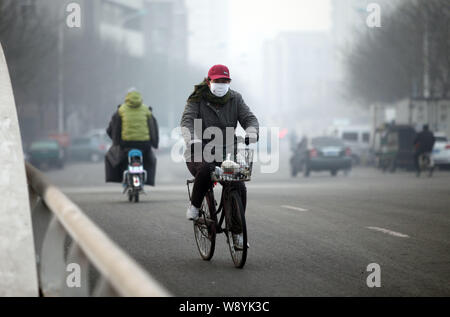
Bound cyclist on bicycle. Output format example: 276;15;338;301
413;124;436;176
180;65;259;246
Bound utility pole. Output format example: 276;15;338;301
422;4;435;131
423;12;430;100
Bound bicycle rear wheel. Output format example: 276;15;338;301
225;190;247;268
193;192;216;261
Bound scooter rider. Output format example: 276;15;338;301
105;89;159;187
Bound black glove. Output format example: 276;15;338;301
245;133;258;145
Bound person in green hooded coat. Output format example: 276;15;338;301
105;90;159;186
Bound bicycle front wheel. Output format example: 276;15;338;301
225;190;248;268
193;192;216;261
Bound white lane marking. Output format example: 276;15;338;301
366;227;410;238
281;205;309;212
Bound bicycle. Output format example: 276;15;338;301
186;145;254;269
417;151;434;177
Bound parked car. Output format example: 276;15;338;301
290;136;352;177
68;133;111;162
28;139;65;169
84;129;110;141
48;133;70;158
432;134;450;167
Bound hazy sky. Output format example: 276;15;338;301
229;0;332;57
185;0;336;130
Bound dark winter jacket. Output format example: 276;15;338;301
180;89;259;160
414;130;436;153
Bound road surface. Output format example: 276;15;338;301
45;147;450;296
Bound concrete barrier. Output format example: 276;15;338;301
0;43;39;296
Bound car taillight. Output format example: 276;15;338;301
99;144;106;151
345;148;352;156
446;144;450;150
310;149;318;158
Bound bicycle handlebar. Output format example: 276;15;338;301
236;135;257;146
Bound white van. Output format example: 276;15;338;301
333;126;371;165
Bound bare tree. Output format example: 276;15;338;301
344;0;450;105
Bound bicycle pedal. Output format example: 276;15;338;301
195;218;206;225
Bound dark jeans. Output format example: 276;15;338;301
414;151;422;172
186;161;247;211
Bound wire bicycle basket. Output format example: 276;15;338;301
212;148;254;182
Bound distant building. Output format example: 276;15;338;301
40;0;147;57
15;0;189;142
98;0;146;57
262;31;338;134
143;0;188;127
143;0;187;63
185;0;230;68
332;0;372;54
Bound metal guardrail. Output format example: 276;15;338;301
26;162;171;297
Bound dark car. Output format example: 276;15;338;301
290;136;352;177
28;139;64;169
68;134;111;163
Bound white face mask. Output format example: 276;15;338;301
210;83;230;98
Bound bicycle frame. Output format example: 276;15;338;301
186;180;239;234
187;139;253;268
186;139;253;269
